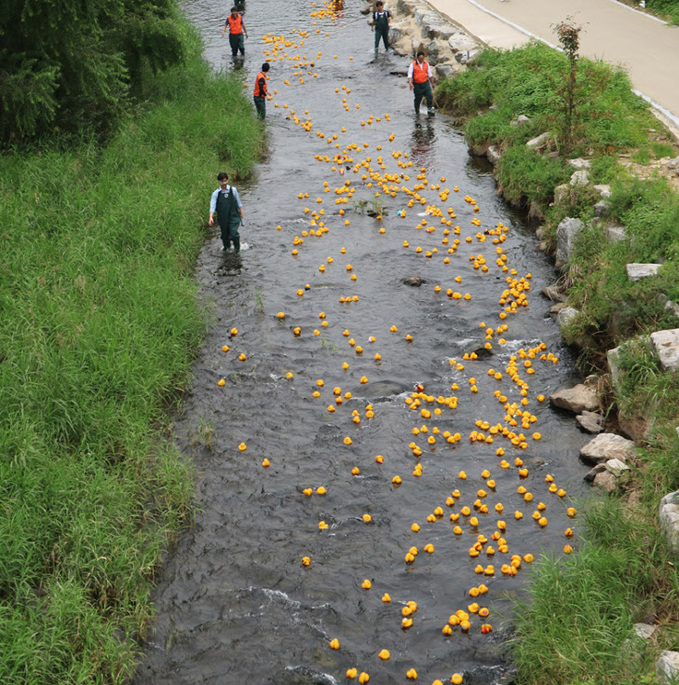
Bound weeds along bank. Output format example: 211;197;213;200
436;41;679;684
0;52;261;681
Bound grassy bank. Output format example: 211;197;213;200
437;43;679;683
0;48;261;682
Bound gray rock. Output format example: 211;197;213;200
651;328;679;371
594;201;609;217
403;275;424;287
435;63;455;79
661;491;679;556
618;412;651;443
606;225;626;243
593;470;618;492
388;25;405;43
526;131;553;150
550;384;599;413
414;8;427;25
425;39;440;62
553;183;569;205
579;432;637;465
626;263;661;281
584;463;606;482
420;13;441;35
657;650;679;684
557;306;578;329
455;48;482;65
462;340;494;359
665;300;679;318
607;345;622;386
568;157;591;169
666;156;679;170
448;32;478;53
555;217;585;269
576;411;603;433
550;302;568;315
634;622;659;640
593;184;612;198
535;227;544;240
605;458;630;476
542;283;567;302
486;145;501;166
570;169;589;186
510;114;531;127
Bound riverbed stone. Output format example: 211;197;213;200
568;158;591;170
550;302;568;315
657;650;679;684
626;263;661;281
593;469;618;492
665;300;679;318
557;306;578;329
435;63;456;79
605;458;630;476
594;200;609;217
550;384;599;413
660;492;679;556
511;114;531;127
486;145;501;166
553;183;569;205
448;32;478;53
526;131;553;151
542;283;567;302
403;275;425;286
555;217;585;269
579;432;637;465
576;411;603;433
606;225;627;243
593;183;612;198
607;345;622;386
570;169;589;187
584;463;606;482
634;622;659;640
651;328;679;371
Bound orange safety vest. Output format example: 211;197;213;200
412;61;429;84
228;13;243;34
253;72;267;97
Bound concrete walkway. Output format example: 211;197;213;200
427;0;679;130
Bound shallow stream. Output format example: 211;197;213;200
135;1;591;682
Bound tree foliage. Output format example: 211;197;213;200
0;0;189;145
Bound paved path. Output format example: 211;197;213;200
427;0;679;131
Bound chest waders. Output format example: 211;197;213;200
216;188;241;252
374;12;390;53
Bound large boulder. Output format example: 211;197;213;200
570;170;589;187
550;384;599;413
486;145;501;166
579;433;637;465
660;492;679;555
555;217;585;269
650;328;679;371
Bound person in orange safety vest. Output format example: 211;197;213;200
407;51;434;117
222;6;249;57
253;62;270;120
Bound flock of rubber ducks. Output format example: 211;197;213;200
214;2;579;683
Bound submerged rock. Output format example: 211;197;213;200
403;275;425;286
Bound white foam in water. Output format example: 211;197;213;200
261;587;302;609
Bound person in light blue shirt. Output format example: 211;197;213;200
209;172;244;252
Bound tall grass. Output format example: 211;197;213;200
0;50;261;681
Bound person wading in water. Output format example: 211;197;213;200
209;172;245;253
370;1;392;58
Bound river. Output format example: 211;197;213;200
134;0;591;682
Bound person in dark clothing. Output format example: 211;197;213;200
209;173;245;252
370;1;392;57
222;7;248;57
253;62;270;120
408;51;434;117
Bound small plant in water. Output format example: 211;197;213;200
253;287;264;314
189;417;215;450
